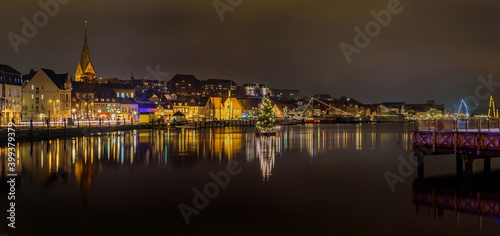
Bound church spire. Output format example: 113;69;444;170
75;20;96;82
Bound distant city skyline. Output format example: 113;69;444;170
2;0;500;112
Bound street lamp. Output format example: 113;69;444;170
48;99;52;123
56;99;60;121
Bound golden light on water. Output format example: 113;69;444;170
2;124;411;191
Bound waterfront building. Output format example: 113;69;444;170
167;74;202;96
273;102;296;118
0;64;22;123
171;111;186;122
223;97;243;119
378;102;406;115
204;97;243;120
93;90;120;120
117;98;139;120
171;97;205;121
205;97;224;120
71;82;96;120
405;100;447;119
238;98;261;117
173;101;191;119
242;83;269;97
130;74;167;98
71;81;137;121
75;22;97;82
155;101;174;121
202;79;237;97
22;69;72;121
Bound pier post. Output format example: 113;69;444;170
30;119;33;139
464;154;475;177
456;154;463;177
478;119;482;133
484;157;491;175
46;118;50;139
415;119;419;131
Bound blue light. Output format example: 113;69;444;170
242;114;247;119
457;99;469;116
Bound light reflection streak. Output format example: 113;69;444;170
3;124;412;196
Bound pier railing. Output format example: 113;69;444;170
416;118;500;133
413;118;500;156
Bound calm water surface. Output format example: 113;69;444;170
1;123;499;235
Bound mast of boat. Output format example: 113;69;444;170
299;98;315;118
299;97;352;118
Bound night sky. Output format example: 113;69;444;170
2;0;500;112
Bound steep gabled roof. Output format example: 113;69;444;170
274;102;296;111
173;111;186;117
223;97;242;110
0;64;21;74
41;69;69;90
238;98;261;110
206;97;223;109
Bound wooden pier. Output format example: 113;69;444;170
412;119;500;178
413;173;500;227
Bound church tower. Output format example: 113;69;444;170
75;21;96;82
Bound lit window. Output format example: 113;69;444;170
42;95;44;100
32;85;34;90
31;94;34;99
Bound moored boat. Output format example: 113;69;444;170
176;125;197;129
304;118;336;124
375;115;407;123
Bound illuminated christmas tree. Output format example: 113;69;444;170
256;97;279;133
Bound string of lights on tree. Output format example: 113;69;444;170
256;97;280;133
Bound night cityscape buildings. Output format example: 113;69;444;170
2;1;500;235
0;22;450;125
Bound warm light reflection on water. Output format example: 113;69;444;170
5;123;499;235
1;124;411;190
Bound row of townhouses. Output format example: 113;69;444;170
0;23;447;124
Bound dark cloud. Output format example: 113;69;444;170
1;0;499;111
